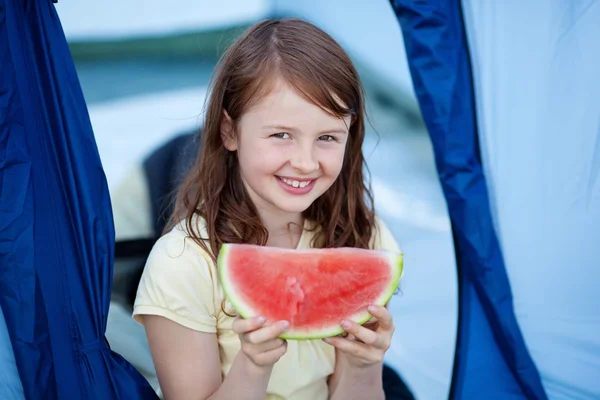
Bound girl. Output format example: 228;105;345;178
133;18;401;400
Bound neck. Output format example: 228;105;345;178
241;179;305;248
260;211;304;249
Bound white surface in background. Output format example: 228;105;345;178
89;87;207;190
54;0;270;41
372;177;450;233
89;88;457;400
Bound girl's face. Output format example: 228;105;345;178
222;78;351;222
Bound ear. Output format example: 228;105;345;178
220;109;237;151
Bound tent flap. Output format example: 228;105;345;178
389;1;548;399
462;1;600;398
0;0;158;398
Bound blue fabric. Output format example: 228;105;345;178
389;1;547;399
0;0;158;398
462;2;600;398
0;308;24;399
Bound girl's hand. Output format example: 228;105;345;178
233;316;290;369
323;305;394;369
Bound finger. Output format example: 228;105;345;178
323;336;373;360
232;315;266;334
363;320;379;331
368;305;394;332
250;338;286;353
341;319;379;346
252;340;288;366
244;320;290;344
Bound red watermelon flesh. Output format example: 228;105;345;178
218;244;403;340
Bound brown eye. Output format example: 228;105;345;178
319;135;335;142
272;132;291;139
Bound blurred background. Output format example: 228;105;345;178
55;1;458;399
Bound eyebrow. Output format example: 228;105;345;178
264;125;348;135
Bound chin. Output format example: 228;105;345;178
272;199;315;214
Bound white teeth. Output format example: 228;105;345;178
281;177;311;188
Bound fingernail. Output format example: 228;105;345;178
341;320;351;329
322;338;330;343
256;316;266;324
368;306;377;313
280;321;290;330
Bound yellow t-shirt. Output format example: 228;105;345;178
133;215;401;400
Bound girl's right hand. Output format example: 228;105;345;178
233;316;290;369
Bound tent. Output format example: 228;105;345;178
1;0;598;399
0;0;158;398
391;1;600;398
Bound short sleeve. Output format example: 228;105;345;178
132;228;218;333
371;215;401;253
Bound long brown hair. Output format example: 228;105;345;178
166;18;376;263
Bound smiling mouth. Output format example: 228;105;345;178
277;176;314;188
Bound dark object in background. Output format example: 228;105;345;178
383;364;416;399
143;129;201;236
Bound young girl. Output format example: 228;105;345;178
133;18;401;400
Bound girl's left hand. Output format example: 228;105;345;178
322;305;395;369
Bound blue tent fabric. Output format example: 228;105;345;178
0;0;158;398
389;1;548;399
461;2;600;398
0;308;23;399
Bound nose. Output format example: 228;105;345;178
289;142;319;174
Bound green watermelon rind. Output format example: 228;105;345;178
218;244;404;341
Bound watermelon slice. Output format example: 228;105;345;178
218;244;403;340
